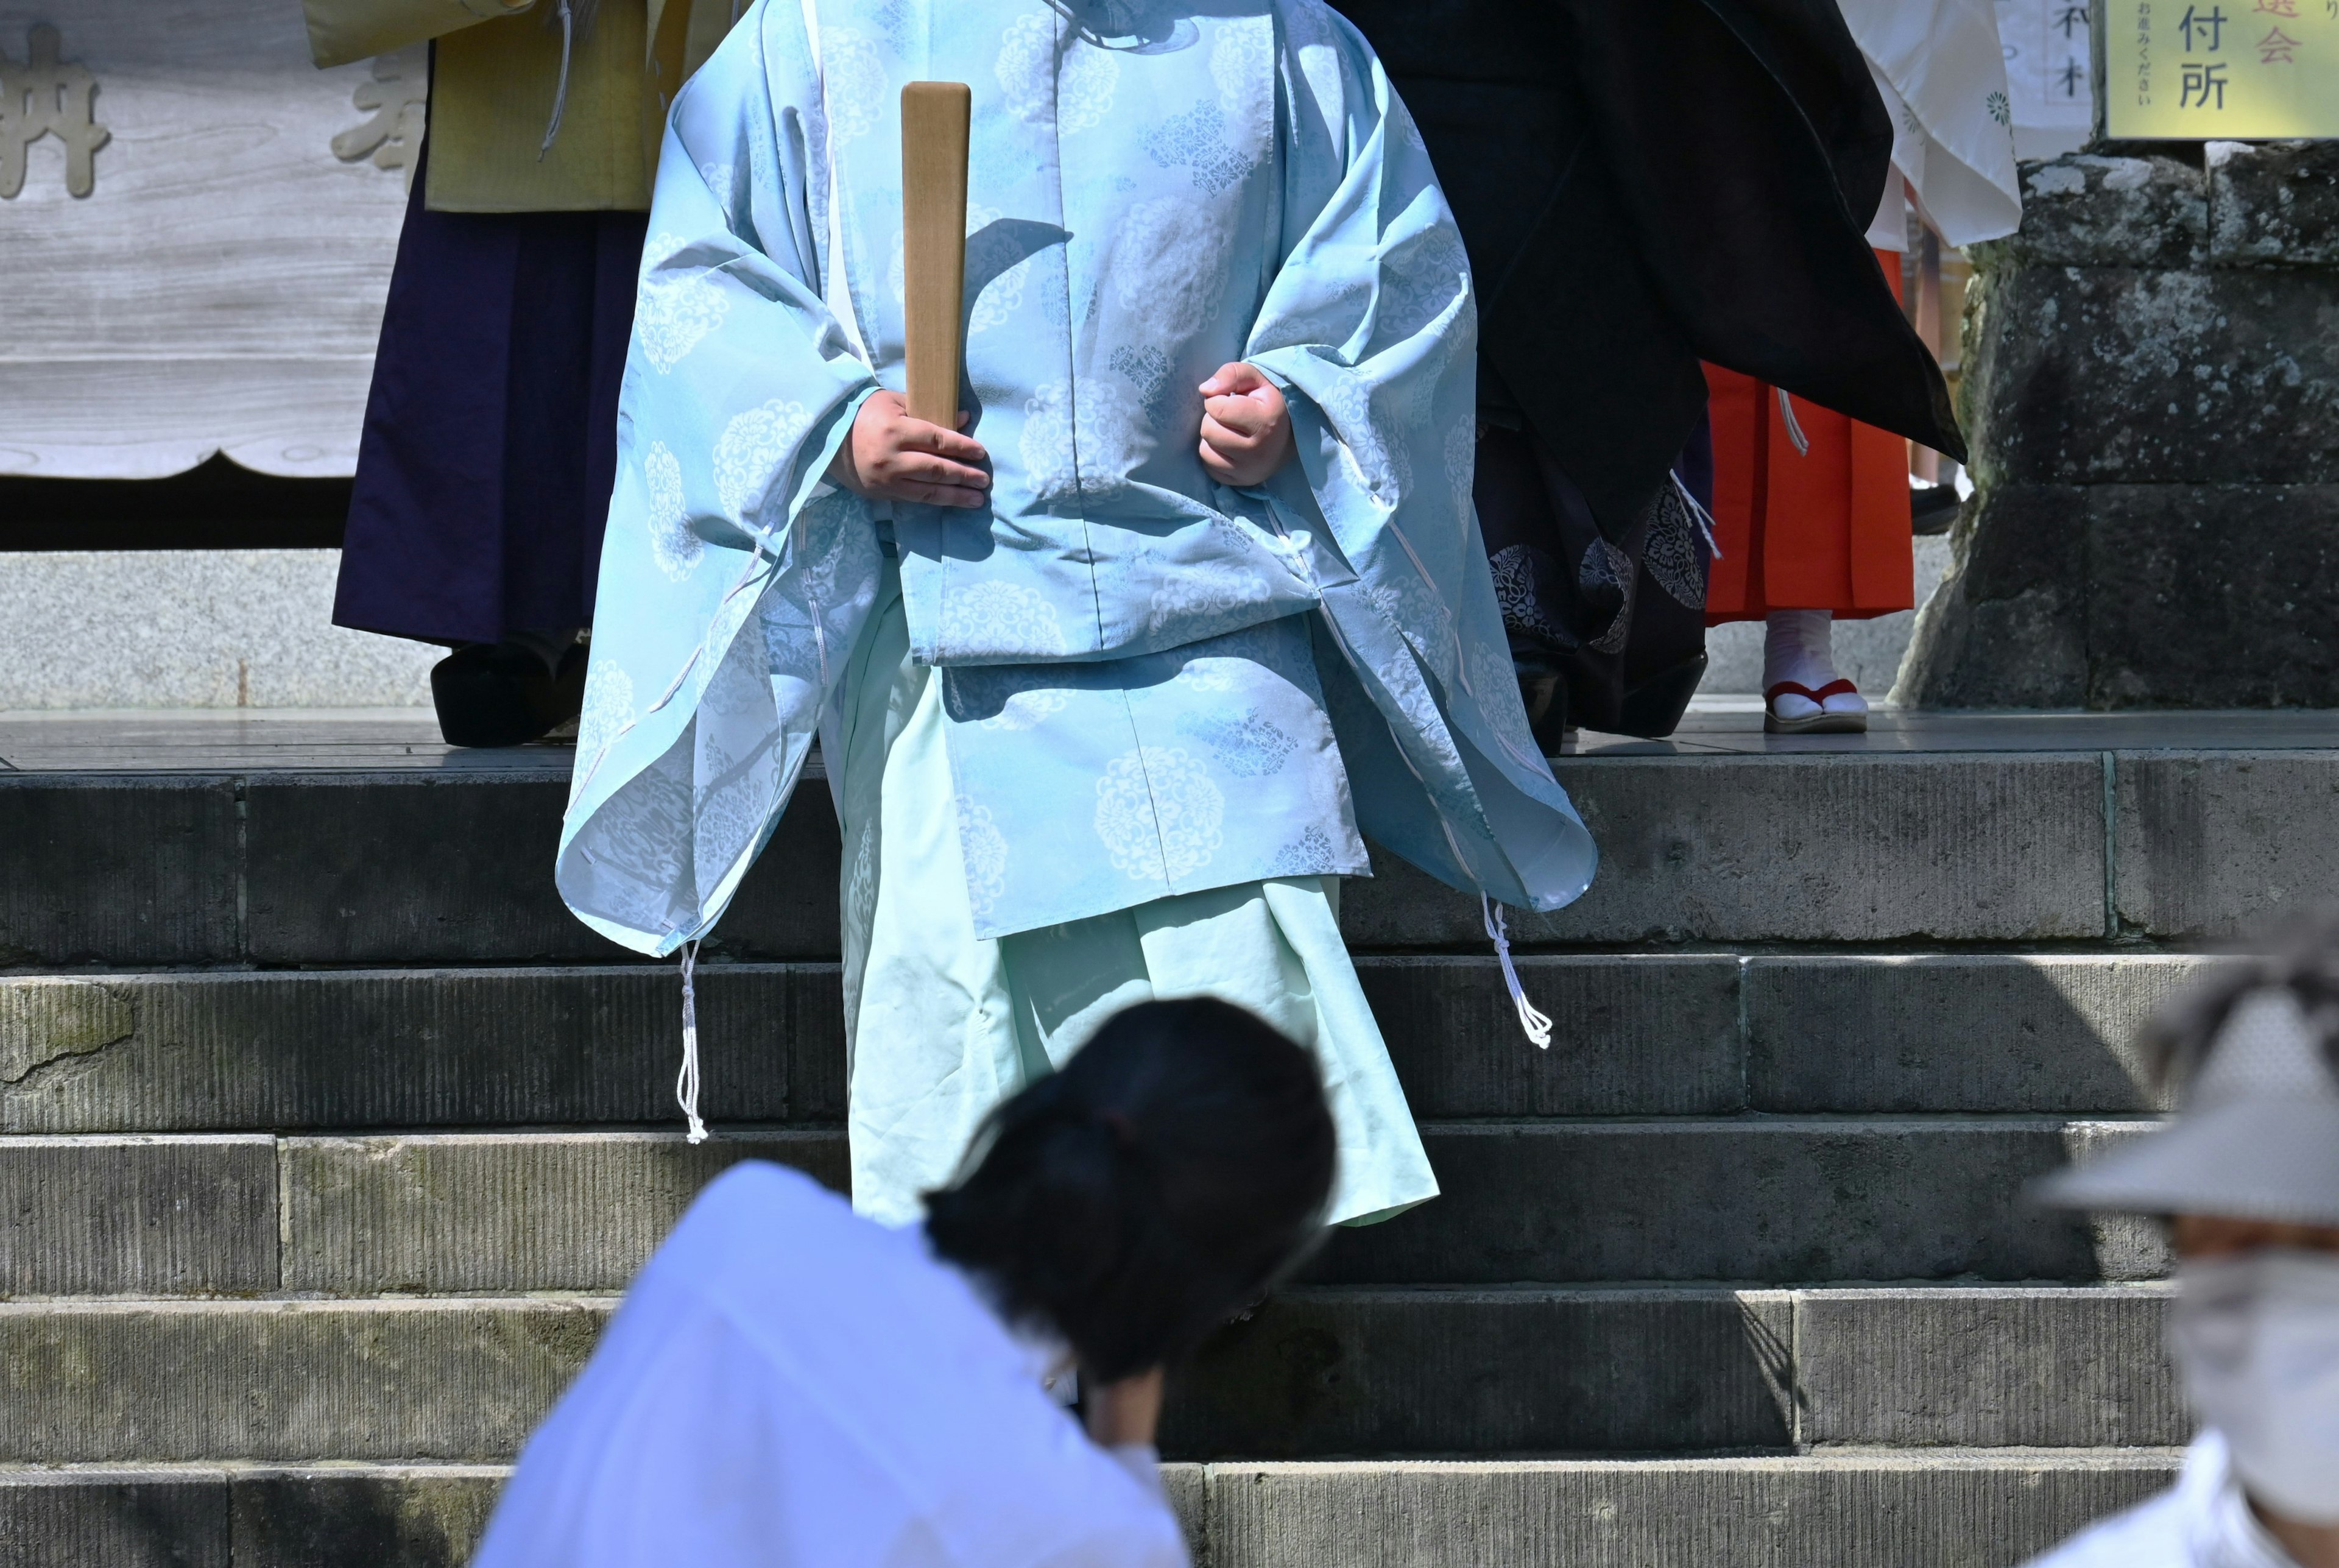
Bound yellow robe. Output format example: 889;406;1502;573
302;0;734;212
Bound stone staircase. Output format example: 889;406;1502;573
9;716;2324;1564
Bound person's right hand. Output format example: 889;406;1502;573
1083;1366;1165;1449
827;390;990;508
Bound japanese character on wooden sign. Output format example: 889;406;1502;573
0;23;110;199
2098;0;2339;135
332;45;428;194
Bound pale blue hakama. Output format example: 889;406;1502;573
835;563;1434;1226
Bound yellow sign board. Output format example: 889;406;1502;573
2099;0;2339;137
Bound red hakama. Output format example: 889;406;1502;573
1702;252;1914;626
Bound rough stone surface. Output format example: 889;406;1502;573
0;1454;2186;1568
1746;956;2208;1114
1893;486;2089;708
0;552;435;711
1903;485;2339;708
5;954;2212;1135
2061;1122;2176;1282
230;1467;504;1568
2115;752;2339;938
0;778;240;966
1163;1288;1794;1458
1310;1120;2145;1287
1982;154;2208;270
243;775;839;965
1361;956;1743;1117
0;1135;277;1295
2209;141;2339;269
1967;266;2339;487
13;756;2123;961
0;1300;610;1462
0;967;834;1133
0;1469;229;1568
282;1132;848;1293
1909;147;2339;710
1345;757;2107;946
1797;1287;2181;1447
1202;1453;2180;1568
2087;487;2339;707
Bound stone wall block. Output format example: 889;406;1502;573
281;1132;848;1294
1202;1455;2181;1568
1347;757;2105;945
0;1471;230;1568
1893;486;2091;708
1978;154;2208;269
0;778;239;966
0;1300;610;1463
1361;956;1743;1116
0;967;818;1134
2209;141;2339;267
2115;752;2339;938
0;1135;277;1295
245;775;843;966
1797;1287;2181;1447
1746;955;2205;1114
2088;486;2339;707
1309;1121;2126;1286
1162;1288;1793;1458
229;1469;505;1568
1968;266;2339;486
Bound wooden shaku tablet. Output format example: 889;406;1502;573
900;81;972;430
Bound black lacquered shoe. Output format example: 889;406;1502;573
431;640;587;749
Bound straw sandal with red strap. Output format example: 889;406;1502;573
1764;678;1868;735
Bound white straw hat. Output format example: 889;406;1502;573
2035;984;2339;1227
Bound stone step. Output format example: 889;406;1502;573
8;748;2327;963
0;1124;2163;1296
0;954;2200;1134
1194;1451;2181;1568
1165;1285;2181;1458
0;1465;505;1568
0;1452;2181;1568
0;1287;2175;1464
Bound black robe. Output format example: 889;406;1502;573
1331;0;1964;738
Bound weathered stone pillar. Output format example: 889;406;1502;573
1897;143;2339;707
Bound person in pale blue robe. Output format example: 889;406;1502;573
555;0;1598;1227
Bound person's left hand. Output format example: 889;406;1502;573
1197;362;1293;488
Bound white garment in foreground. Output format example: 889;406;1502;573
470;1163;1189;1568
2022;1433;2302;1568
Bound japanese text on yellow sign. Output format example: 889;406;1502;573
2102;1;2339;136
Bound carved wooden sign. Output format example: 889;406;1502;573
0;2;412;479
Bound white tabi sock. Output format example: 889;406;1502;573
1762;610;1866;719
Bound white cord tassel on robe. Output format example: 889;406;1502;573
677;939;708;1143
1482;895;1553;1049
538;0;575;160
1774;385;1811;456
1672;471;1723;560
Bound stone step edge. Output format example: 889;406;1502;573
0;1116;2171;1141
0;952;2240;975
0;1282;2178;1310
0;1450;2187;1483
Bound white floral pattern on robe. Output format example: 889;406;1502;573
556;0;1596;955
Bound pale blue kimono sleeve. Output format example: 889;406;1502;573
1244;1;1596;914
556;7;885;955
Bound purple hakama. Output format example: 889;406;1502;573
334;140;647;647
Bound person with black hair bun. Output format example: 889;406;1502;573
470;998;1333;1568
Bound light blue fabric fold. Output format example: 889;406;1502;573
838;565;1436;1227
556;0;1596;956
